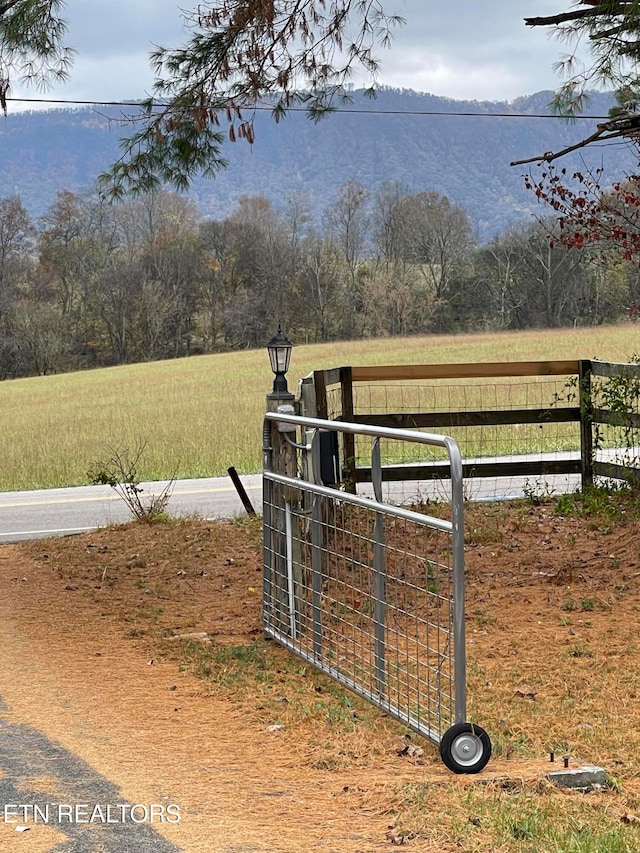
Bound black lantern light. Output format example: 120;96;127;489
266;326;294;399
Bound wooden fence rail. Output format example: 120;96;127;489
297;359;640;494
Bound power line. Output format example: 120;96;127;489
5;94;611;120
8;97;148;108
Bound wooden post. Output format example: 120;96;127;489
340;366;357;494
314;369;328;420
579;360;594;491
299;373;317;418
266;393;303;637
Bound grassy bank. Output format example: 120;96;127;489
1;324;639;491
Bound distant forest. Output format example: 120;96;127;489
0;182;638;379
2;88;638;242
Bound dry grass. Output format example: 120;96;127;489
1;324;640;491
15;489;640;851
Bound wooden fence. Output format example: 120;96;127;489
298;359;640;493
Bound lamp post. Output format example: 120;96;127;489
266;326;294;400
264;326;299;637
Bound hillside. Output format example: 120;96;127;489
1;88;636;241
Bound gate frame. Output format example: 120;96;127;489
263;410;492;774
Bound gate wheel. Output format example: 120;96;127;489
440;722;492;774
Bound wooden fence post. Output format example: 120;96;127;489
340;366;357;494
579;359;594;490
313;369;328;419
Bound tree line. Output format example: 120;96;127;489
0;179;637;379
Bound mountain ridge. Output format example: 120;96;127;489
1;88;635;241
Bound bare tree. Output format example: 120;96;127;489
394;192;475;330
323;180;370;335
298;234;346;341
372;180;411;264
221;195;297;346
0;194;33;290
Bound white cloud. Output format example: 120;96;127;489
8;0;586;110
377;55;543;103
373;0;578;100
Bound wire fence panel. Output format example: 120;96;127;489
318;367;583;502
328;374;579;458
263;414;471;749
590;362;640;482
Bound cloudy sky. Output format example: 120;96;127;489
10;0;583;110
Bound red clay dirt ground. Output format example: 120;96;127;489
1;494;640;851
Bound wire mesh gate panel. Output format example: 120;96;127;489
263;413;492;774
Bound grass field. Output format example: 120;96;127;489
1;324;639;492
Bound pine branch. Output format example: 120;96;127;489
510;117;639;165
525;7;608;27
0;0;23;16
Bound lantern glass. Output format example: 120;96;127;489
267;328;293;376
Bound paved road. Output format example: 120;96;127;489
0;462;586;543
0;475;263;543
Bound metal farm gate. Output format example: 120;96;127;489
262;411;491;774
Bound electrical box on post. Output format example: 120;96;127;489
276;403;297;433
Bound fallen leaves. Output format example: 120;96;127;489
386;826;414;845
397;735;425;764
513;685;537;700
621;812;640;825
